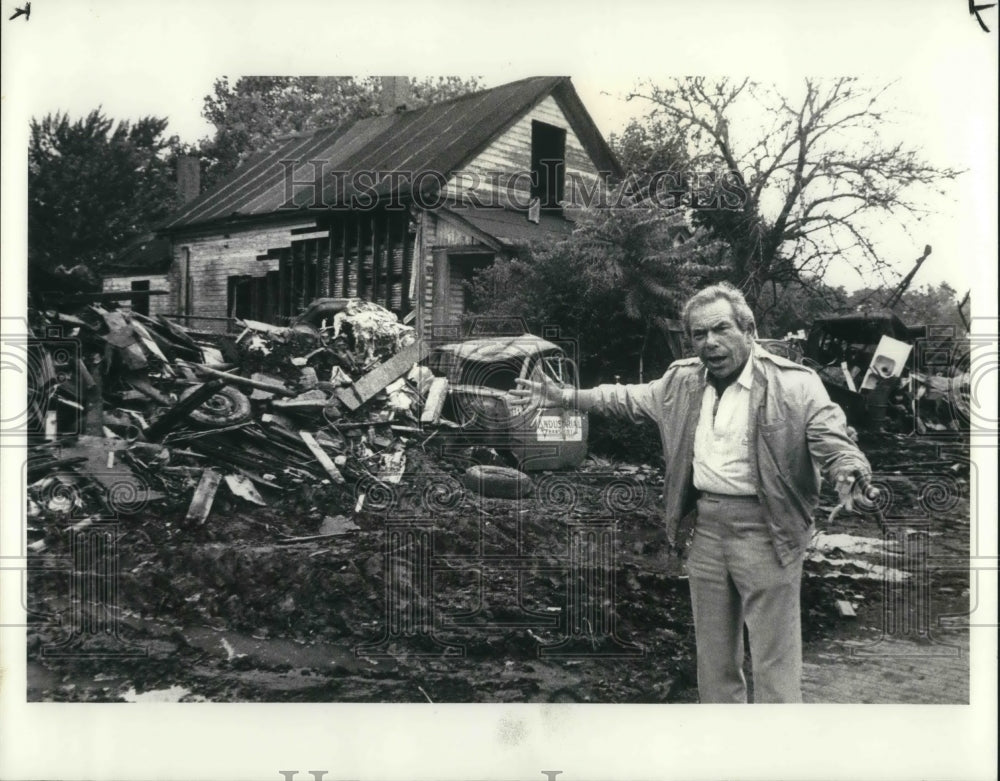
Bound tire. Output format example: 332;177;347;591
461;465;533;499
179;384;252;427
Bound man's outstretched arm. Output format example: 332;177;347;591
510;373;668;424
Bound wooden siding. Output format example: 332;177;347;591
101;274;171;316
443;96;605;209
168;223;310;330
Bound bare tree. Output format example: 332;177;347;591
627;77;962;314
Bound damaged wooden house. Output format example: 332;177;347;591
117;76;623;339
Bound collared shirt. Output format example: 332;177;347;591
692;356;756;495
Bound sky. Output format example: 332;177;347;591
3;0;996;306
1;2;998;780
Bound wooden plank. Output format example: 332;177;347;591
357;213;369;299
402;221;415;313
50;290;169;304
348;214;361;297
299;430;345;484
334;339;430;411
306;239;319;303
333;217;345;296
177;362;296;396
431;249;451;329
834;600;857;618
186;468;222;524
278;247;290;320
223;473;267;506
290;241;302;314
144;379;225;441
271;398;330;411
420;377;449;424
318;234;332;297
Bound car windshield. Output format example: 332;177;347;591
535;352;576;385
457;358;523;391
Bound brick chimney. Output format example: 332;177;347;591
379;76;412;114
176;155;201;204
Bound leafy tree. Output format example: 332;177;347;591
28;109;180;283
845;281;967;329
466;191;725;385
609;116;690;187
754;279;848;338
199;76;484;188
625;78;962;316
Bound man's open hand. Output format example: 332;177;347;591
509;375;563;408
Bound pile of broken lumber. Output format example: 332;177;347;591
25;298;443;532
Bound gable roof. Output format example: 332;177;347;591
161;77;622;233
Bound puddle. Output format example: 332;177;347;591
807;532;909;581
805;552;908;581
811;532;891;556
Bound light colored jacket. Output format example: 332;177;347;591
579;346;871;565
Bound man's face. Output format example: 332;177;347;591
688;298;754;381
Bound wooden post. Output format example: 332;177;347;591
318;233;332;297
299;430;346;484
186;468;222;524
278;247;290;320
420;377;449;424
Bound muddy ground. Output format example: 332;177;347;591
26;431;970;703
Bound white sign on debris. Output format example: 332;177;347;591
861;335;912;390
536;413;583;442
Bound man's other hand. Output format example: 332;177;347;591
834;469;879;514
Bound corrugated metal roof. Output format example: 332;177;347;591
442;206;576;247
162;77;620;232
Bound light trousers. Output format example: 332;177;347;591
686;493;805;703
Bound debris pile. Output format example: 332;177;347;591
800;316;970;433
25;298;435;536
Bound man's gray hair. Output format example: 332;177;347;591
682;282;756;335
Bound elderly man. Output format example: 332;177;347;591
511;282;872;703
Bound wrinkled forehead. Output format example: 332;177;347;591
688;298;739;329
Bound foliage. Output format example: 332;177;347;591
28;109;180;280
608;116;690;187
625;77;963;315
752;278;968;336
199;76;484;188
587;413;665;465
845;281;968;329
465;191;726;386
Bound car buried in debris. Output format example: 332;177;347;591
427;335;588;471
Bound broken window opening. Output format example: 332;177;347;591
130;280;150;316
530;121;566;211
457;358;522;392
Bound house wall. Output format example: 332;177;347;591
419;212;500;339
443;96;605;209
168;222;313;330
101;274;171;316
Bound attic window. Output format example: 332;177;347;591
530;121;566;211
